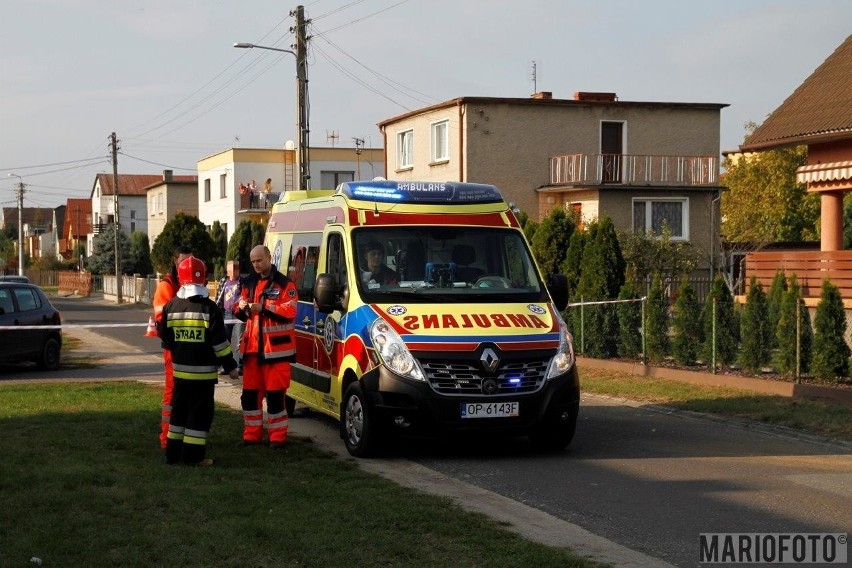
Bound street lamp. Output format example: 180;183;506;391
234;39;310;190
7;173;25;276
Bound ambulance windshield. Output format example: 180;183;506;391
353;227;548;303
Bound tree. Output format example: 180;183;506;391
671;278;702;366
209;220;228;279
738;277;772;373
226;219;267;272
775;275;811;376
561;230;585;296
128;231;153;276
700;275;739;369
617;280;642;358
87;224;134;275
150;213;216;275
618;224;699;285
812;280;850;382
571;218;624;358
721;127;817;243
766;271;788;349
530;207;574;278
644;273;669;363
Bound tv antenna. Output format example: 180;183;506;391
326;130;339;147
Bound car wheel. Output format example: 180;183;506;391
38;337;61;371
529;402;578;451
342;382;380;457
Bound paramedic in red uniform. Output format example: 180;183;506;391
233;245;298;449
152;244;193;448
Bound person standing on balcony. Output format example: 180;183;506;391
248;179;259;209
262;178;273;209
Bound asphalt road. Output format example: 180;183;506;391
6;294;851;567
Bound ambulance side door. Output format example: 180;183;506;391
315;230;348;414
285;232;322;407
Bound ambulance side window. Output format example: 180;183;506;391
326;232;348;286
289;233;322;302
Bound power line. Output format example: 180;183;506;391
0;155;108;172
118;152;197;171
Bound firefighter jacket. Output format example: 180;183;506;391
234;267;298;364
153;272;180;350
158;295;237;380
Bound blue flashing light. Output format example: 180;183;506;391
339;180;504;204
507;376;522;384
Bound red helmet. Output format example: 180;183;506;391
177;256;206;286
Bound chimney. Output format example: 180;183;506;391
573;92;617;102
163;169;174;182
531;91;553;100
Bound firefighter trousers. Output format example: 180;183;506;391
165;379;215;465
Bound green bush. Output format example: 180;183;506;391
700;275;739;369
766;271;788;349
738;277;772;373
645;274;669;363
617;281;642;358
812;279;850;382
671;278;702;366
775;275;812;376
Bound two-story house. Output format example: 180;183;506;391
145;170;199;249
88;173;160;253
197;146;384;241
59;198;92;262
378;91;726;272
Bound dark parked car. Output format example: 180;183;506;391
0;275;30;283
0;282;62;370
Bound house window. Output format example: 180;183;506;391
321;171;354;188
130;210;136;233
220;174;227;198
632;198;688;239
204;179;211;202
397;129;413;169
430;119;449;163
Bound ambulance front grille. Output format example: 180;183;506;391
421;360;548;395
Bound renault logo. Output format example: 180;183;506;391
480;348;500;374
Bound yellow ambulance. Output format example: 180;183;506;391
266;180;578;457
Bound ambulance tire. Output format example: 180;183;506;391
342;382;381;458
285;394;296;417
529;404;577;451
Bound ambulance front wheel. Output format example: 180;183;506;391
342;382;381;458
529;402;578;451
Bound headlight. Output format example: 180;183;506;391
370;319;425;381
546;312;576;380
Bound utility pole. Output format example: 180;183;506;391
110;132;123;303
7;174;26;276
292;4;310;190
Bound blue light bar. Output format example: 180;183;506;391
339;180;504;204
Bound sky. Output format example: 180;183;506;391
2;0;851;213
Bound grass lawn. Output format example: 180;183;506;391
0;382;601;568
580;367;852;441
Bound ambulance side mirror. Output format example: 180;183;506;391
547;273;569;312
314;273;344;314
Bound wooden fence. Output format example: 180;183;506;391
744;251;852;299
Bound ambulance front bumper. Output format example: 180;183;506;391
360;363;580;436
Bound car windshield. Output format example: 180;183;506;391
352;227;548;304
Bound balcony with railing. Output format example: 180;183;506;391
550;154;719;186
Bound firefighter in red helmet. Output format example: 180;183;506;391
233;245;298;449
152;245;193;448
158;256;238;466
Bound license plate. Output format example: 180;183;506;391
460;402;519;419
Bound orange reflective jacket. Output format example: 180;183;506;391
234;268;298;363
